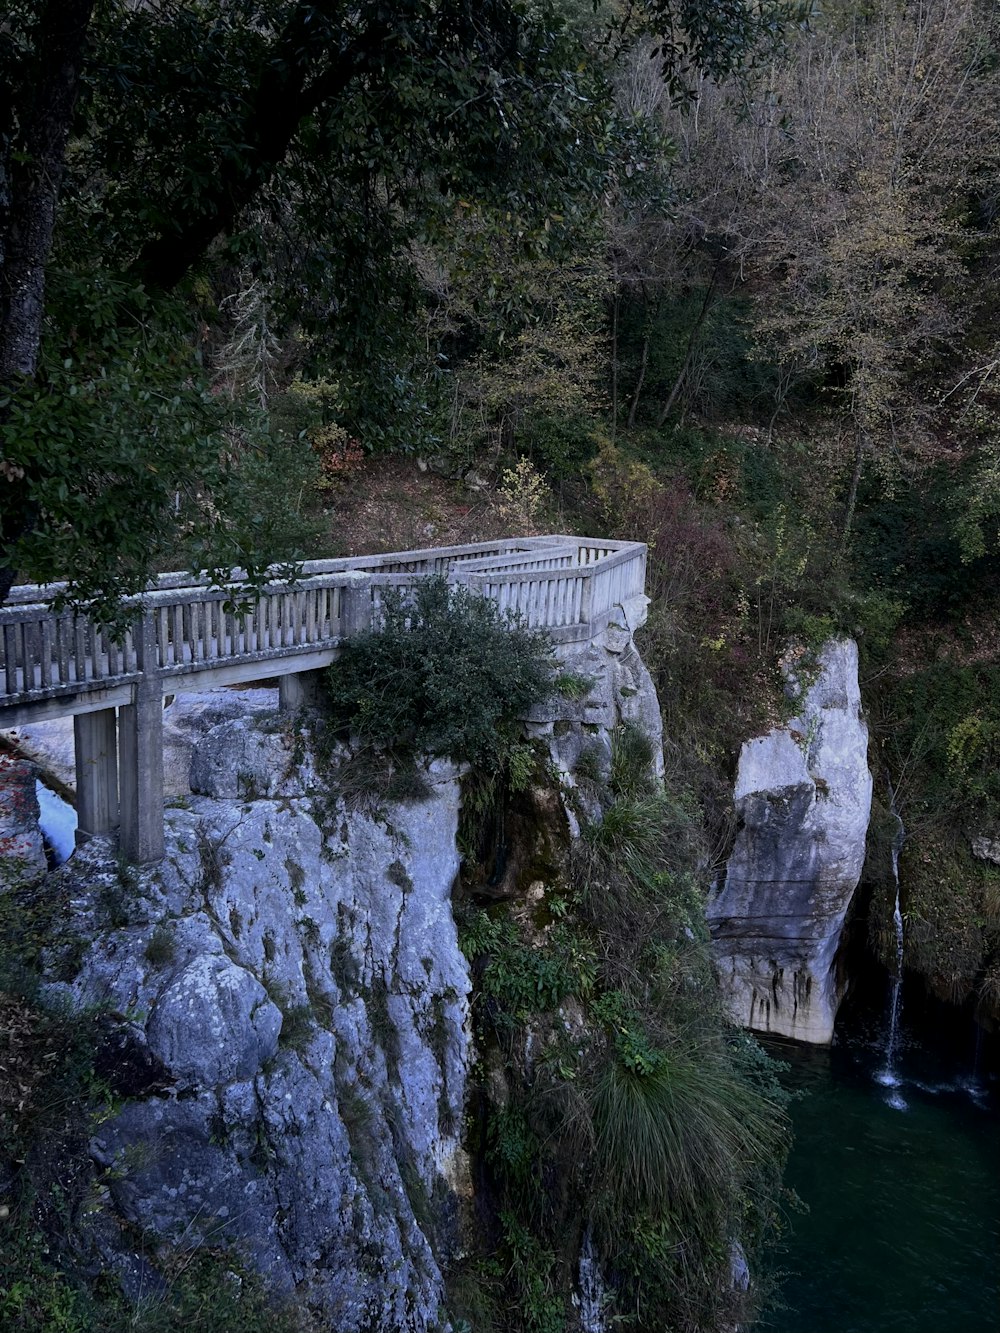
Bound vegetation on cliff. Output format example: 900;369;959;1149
454;726;789;1332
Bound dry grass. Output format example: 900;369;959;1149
314;455;555;557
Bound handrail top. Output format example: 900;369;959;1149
4;535;646;612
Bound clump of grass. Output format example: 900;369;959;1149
574;742;606;785
554;671;594;700
385;761;433;803
144;923;177;966
976;962;1000;1024
586;1044;788;1230
333;747;432;813
609;721;656;800
277;1004;314;1051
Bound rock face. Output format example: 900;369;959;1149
0;755;47;889
24;600;663;1328
706;638;873;1044
971;835;1000;866
2;687;279;799
525;592;664;832
51;726;470;1332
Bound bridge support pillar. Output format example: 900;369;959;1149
74;709;119;843
279;669;323;713
118;678;164;865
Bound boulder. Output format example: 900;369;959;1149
146;955;282;1088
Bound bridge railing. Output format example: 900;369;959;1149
0;536;646;709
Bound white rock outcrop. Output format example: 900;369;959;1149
49;723;470;1332
706;638;873;1044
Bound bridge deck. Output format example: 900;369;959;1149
0;536;647;861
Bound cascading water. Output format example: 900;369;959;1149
875;786;907;1110
577;1226;607;1333
35;778;77;865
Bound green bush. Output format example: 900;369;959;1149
324;577;553;767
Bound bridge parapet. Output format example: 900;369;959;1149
0;536;647;862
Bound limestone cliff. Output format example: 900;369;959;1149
44;739;470;1331
18;598;663;1328
706;638;873;1044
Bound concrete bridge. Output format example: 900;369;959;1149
0;536;647;863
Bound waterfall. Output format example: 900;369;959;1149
875;786;906;1110
35;778;77;865
577;1226;607;1333
963;1022;987;1104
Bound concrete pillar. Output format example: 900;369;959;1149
340;575;373;637
279;669;323;712
74;708;119;842
118;612;164;864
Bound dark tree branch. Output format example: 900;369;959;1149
131;5;389;292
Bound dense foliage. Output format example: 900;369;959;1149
0;0;803;605
323;575;553;767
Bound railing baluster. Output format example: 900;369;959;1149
4;624;18;693
198;600;209;660
21;621;36;691
106;626;119;677
74;615;87;682
156;607;169;667
255;597;267;651
39;620;53;687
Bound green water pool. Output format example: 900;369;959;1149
760;1007;1000;1333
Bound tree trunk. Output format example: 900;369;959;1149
838;429;867;559
655;267;720;429
0;0;95;382
0;0;96;602
610;290;619;439
626;333;650;431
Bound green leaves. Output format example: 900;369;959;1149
324;575;554;767
0;268;326;624
1;270;221;618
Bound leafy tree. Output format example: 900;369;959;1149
0;0;805;607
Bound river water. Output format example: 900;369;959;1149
760;989;1000;1333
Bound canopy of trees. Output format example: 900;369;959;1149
0;0;801;610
